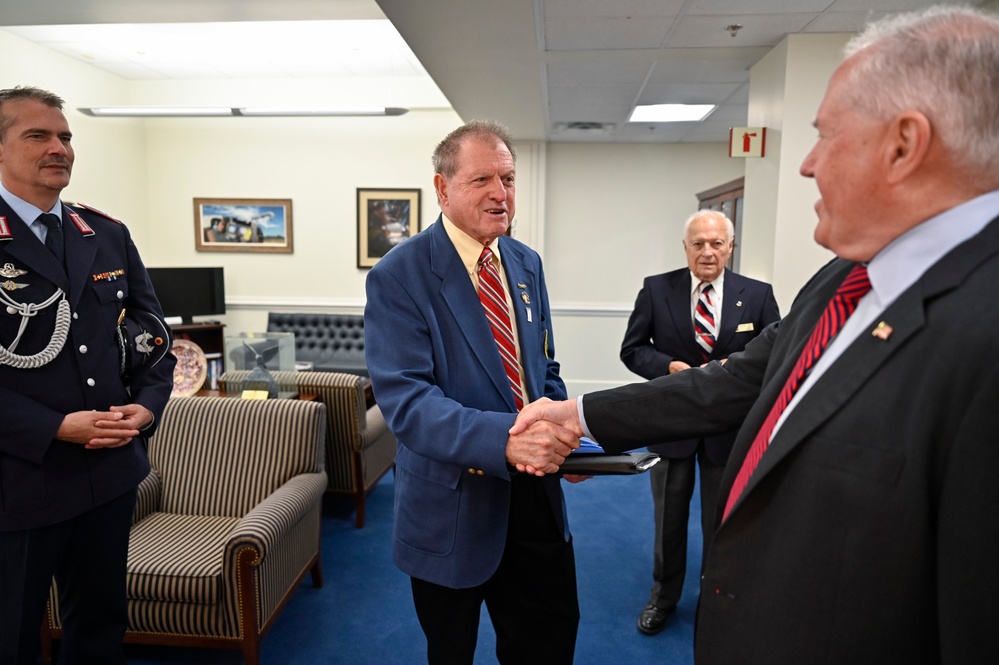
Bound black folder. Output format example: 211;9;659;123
559;451;660;476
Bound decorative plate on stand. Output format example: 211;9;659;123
171;339;207;397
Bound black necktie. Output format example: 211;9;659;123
38;213;64;264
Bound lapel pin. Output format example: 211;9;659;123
1;280;27;291
517;282;527;289
736;300;743;307
872;321;893;341
521;292;530;305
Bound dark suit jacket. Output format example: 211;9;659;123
620;268;779;463
364;218;567;589
0;198;176;531
583;215;999;664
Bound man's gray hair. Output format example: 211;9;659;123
0;86;64;142
684;210;735;240
432;120;516;178
842;6;999;182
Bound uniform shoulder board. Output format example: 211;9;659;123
71;202;123;224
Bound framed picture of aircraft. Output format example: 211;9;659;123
357;188;421;268
194;198;294;253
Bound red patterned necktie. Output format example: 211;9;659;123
477;247;524;410
722;264;871;521
694;282;717;362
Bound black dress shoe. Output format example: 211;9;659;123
637;603;668;635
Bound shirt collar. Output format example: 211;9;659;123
442;213;504;277
689;269;725;297
0;180;62;227
868;188;999;306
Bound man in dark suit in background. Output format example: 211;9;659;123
512;6;999;663
0;86;175;664
364;120;582;665
620;209;779;635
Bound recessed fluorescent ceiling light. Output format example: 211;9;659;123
78;107;408;117
237;107;408;116
629;104;715;123
79;107;233;117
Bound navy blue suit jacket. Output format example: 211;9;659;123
620;268;779;463
0;198;175;531
364;218;567;589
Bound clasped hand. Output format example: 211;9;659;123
506;397;585;477
57;404;153;449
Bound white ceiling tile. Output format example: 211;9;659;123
645;49;770;84
703;104;750;124
545;61;654;87
545;17;676;51
688;0;833;15
544;0;687;20
91;62;169;79
668;14;819;48
638;82;743;105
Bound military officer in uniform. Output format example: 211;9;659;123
0;86;176;665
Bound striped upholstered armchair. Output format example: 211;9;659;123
42;396;328;665
220;369;396;527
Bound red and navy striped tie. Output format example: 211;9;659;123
694;282;717;361
478;247;524;410
722;264;871;521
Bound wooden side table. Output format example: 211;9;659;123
194;390;317;402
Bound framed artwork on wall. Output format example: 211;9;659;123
356;188;421;268
194;198;294;253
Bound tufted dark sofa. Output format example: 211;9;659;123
267;312;367;376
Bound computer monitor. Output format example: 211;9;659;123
146;267;225;325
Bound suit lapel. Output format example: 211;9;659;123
0;201;69;290
734;216;999;511
62;205;98;310
740;286;926;501
714;270;743;352
431;222;517;410
497;238;539;400
664;270;701;361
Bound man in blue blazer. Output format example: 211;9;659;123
365;121;581;664
0;86;175;664
620;210;779;635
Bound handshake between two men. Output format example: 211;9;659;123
505;397;585;477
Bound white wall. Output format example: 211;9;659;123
544;142;744;395
742;33;851;312
0;31;148;240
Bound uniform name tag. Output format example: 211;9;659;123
736;323;755;333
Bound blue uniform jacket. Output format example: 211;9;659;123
0;198;176;531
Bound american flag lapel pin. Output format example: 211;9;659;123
872;321;893;340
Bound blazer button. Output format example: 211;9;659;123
116;290;124;299
467;468;476;475
79;345;88;354
87;378;96;386
476;469;484;476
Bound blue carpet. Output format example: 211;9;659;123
124;466;701;664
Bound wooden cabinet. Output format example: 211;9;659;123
170;323;225;390
697;177;744;272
